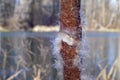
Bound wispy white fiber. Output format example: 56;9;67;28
53;1;90;79
79;0;91;79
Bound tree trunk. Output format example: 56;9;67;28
59;0;81;80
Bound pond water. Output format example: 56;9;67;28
0;32;120;80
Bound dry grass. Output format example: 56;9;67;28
0;26;9;32
33;65;41;80
32;25;120;32
0;36;52;80
96;58;119;80
1;25;120;32
7;69;24;80
32;25;59;32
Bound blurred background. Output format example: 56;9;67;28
0;0;120;80
0;0;119;31
0;0;59;31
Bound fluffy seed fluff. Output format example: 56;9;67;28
52;1;89;79
53;32;89;73
53;32;84;67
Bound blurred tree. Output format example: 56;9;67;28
8;0;33;30
48;0;59;25
0;0;15;26
33;0;59;26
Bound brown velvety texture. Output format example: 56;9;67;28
60;0;81;37
60;41;81;80
60;0;81;79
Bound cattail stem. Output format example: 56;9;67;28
59;0;81;80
